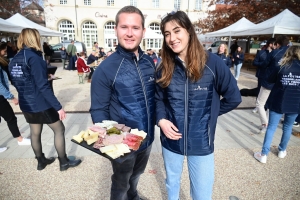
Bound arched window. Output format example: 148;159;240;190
82;21;97;48
148;22;161;34
104;21;117;49
58;20;75;42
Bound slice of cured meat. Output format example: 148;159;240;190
122;126;131;132
89;125;107;138
124;133;143;143
113;123;125;130
122;139;141;151
93;137;104;149
102;134;124;146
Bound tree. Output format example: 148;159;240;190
198;0;300;33
0;0;42;19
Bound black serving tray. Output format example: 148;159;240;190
71;139;135;164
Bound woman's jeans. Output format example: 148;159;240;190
262;110;298;155
162;147;214;200
233;63;243;80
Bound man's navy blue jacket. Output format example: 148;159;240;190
90;45;156;152
155;52;241;156
8;47;61;113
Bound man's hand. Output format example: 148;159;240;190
12;97;18;105
159;119;182;140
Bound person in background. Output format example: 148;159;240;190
92;42;100;56
106;51;113;57
255;35;289;134
60;46;67;69
156;10;241;200
6;41;15;62
86;50;99;83
8;28;81;171
99;47;106;58
215;43;232;68
230;40;238;55
254;46;300;163
292;115;300;138
43;42;53;65
66;40;77;70
90;6;155;200
0;42;31;151
232;46;244;80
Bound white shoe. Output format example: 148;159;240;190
0;147;7;153
252;107;258;113
254;152;267;163
18;138;31;146
278;150;287;158
258;125;267;134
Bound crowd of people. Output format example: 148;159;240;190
0;5;300;200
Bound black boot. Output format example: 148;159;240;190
36;153;56;170
58;155;81;171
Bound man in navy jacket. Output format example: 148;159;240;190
90;6;155;200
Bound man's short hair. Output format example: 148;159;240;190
71;40;74;43
115;6;145;28
94;42;97;45
276;35;289;47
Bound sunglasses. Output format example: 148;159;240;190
161;9;178;20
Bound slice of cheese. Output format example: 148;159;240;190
77;130;86;138
100;145;116;153
115;143;131;154
72;135;83;143
132;131;147;139
130;128;139;134
86;136;98;145
105;150;122;159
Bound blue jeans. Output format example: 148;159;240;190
262;111;298;155
162;147;214;200
234;63;243;79
110;145;152;200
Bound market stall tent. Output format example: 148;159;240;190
6;13;63;37
232;9;300;37
0;18;23;33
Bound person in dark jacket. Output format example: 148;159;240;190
60;46;67;69
215;43;232;68
156;11;241;200
6;41;15;62
0;42;31;148
86;50;98;82
232;46;244;80
254;46;300;163
255;35;289;134
8;28;81;171
43;42;53;64
90;6;155;200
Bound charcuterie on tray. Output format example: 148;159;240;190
71;120;147;162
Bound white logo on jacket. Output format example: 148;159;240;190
194;85;208;91
148;76;155;82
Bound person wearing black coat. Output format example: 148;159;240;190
254;46;300;164
60;46;67;69
86;50;99;82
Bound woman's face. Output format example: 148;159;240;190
163;20;189;58
0;47;7;57
219;44;225;53
237;47;242;52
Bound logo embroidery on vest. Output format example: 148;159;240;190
148;76;155;82
194;85;208;91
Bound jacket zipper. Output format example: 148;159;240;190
134;57;150;135
184;75;188;155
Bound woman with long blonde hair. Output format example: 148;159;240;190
8;28;81;171
216;43;232;68
254;46;300;163
155;11;241;199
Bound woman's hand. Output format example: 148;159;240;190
159;119;182;140
12;97;19;105
57;109;66;120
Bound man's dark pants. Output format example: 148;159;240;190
110;144;152;200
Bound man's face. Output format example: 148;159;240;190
115;13;145;54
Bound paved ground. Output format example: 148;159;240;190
1;62;300;200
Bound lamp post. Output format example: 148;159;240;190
75;0;79;38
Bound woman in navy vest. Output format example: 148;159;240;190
215;43;232;68
232;46;245;80
156;11;241;199
254;46;300;163
8;28;81;171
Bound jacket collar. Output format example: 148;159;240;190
116;45;144;60
23;46;43;57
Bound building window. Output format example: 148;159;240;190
82;21;97;48
153;0;159;8
149;22;161;34
60;0;67;4
130;0;137;7
146;39;162;50
107;0;114;6
174;0;180;9
104;21;117;49
84;0;91;5
58;20;75;42
195;0;202;10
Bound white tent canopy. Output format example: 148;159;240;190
144;28;163;39
0;18;23;33
205;17;255;37
6;13;63;37
232;9;300;36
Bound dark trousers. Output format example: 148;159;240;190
0;95;21;138
110;145;152;200
88;67;94;80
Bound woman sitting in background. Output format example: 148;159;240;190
232;46;245;80
254;46;300;163
76;52;91;74
215;43;232;68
